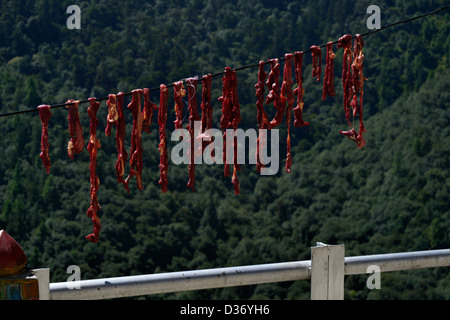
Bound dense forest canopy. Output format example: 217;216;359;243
0;0;449;300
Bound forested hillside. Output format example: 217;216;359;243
0;0;449;300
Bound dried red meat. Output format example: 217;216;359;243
310;45;322;82
255;61;268;172
158;84;170;193
337;34;353;126
280;53;295;173
142;88;158;134
114;92;128;188
38;105;52;174
219;67;234;178
86;98;101;243
339;34;367;149
173;81;186;130
125;89;144;191
265;59;285;128
186;78;200;191
66;100;85;159
199;74;213;153
218;67;241;194
293;51;310;128
105;94;118;137
322;42;336;100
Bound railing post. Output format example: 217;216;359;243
310;242;345;300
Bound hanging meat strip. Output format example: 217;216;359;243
230;69;241;195
173;81;186;130
322;42;336;100
293;51;310;128
66;100;85;159
86;98;101;243
186;78;200;191
158;84;170;193
340;34;366;149
218;67;241;194
337;34;353;126
310;45;322;82
265;59;284;128
114;92;128;188
142;88;158;134
38;105;52;174
125;89;144;191
281;53;295;173
105;94;118;137
199;74;213;153
219;67;234;178
255;61;268;172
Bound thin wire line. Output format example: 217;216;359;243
0;5;448;119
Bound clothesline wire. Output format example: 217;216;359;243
0;4;448;119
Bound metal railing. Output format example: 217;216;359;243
43;243;450;300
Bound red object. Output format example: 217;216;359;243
105;94;118;137
337;34;367;149
199;74;214;153
186;78;200;191
337;34;353;126
38;105;52;174
219;67;234;178
293;52;310;128
322;42;336;100
114;92;128;188
158;84;170;193
86;98;101;243
66;100;85;159
142;88;158;134
310;45;322;82
255;61;268;172
173;81;186;130
266;59;284;128
281;53;295;173
125;89;144;191
218;67;241;194
0;230;27;276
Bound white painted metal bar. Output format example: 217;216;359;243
48;248;450;300
344;248;450;275
49;260;312;300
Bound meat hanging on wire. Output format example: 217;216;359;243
255;60;268;172
280;53;295;173
340;34;367;149
114;92;128;189
265;59;284;128
105;94;118;137
85;98;101;243
310;45;322;82
219;67;234;178
219;67;241;194
186;77;200;191
66;100;85;159
199;74;214;155
38;105;52;174
142;88;158;134
293;51;310;128
173;81;186;130
322;42;336;100
125;89;144;191
337;34;354;126
158;84;170;193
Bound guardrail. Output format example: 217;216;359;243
45;243;450;300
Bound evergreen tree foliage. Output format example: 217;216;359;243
0;0;449;300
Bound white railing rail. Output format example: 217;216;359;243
42;244;450;300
